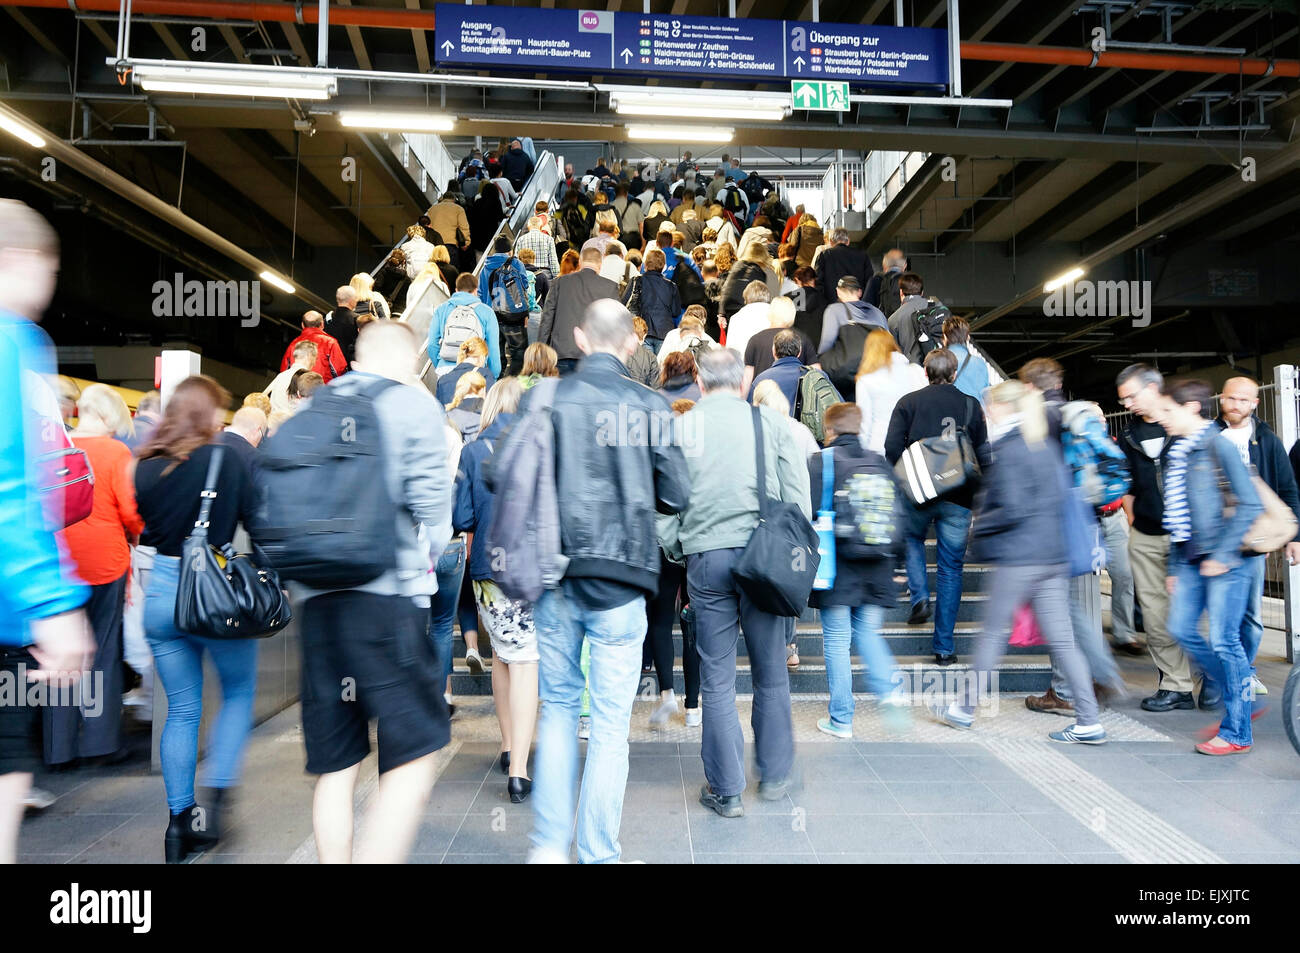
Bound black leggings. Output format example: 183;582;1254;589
645;555;700;707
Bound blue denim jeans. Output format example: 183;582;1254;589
1240;554;1266;675
821;604;894;729
1167;553;1256;746
531;585;646;864
429;536;466;686
144;556;260;813
902;499;972;656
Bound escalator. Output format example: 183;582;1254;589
370;150;562;392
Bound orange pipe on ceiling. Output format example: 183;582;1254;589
2;0;1297;78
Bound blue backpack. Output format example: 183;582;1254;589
488;257;530;315
1060;400;1131;508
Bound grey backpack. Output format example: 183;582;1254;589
481;378;568;602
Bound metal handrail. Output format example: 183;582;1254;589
403;150;560;389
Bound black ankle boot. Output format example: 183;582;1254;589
164;804;220;864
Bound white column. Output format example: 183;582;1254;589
159;349;202;410
1275;364;1300;662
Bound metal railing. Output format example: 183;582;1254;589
821;159;864;231
400;150;561;391
1104;366;1300;656
864;151;930;229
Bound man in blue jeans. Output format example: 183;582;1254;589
1153;379;1263;755
1214;376;1300;697
527;299;689;864
885;349;990;664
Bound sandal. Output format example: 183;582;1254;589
1195;704;1269;741
1194;735;1251;756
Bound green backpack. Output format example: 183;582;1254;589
792;366;842;444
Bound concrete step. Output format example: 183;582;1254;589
667;626;1041;658
450;654;1054;696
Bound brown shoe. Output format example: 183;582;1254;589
1025;687;1076;717
1114;641;1147;657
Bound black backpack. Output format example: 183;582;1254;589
877;270;903;317
251;378;400;588
720;184;746;216
742;174;771;206
913;299;952;356
561;204;589;245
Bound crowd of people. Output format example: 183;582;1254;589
3;147;1298;868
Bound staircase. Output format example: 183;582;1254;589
448;538;1054;697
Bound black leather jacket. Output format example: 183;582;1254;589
532;352;691;593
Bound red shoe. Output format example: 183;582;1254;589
1195;704;1270;741
1195;736;1252;756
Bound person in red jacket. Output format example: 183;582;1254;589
280;311;346;381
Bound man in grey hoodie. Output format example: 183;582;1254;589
295;320;454;864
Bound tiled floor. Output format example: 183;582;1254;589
17;628;1300;864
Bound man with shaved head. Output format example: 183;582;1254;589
527;298;689;864
867;247;908;318
1214;375;1300;695
325;285;359;368
219;406;268;477
281;309;346;382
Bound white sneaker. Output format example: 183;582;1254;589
684;707;702;728
1251;674;1268;696
526;846;570;864
649;697;677;729
577;716;591;740
465;648;485;675
23;787;57;810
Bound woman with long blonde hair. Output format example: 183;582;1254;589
451;378;540;801
933;378;1105;744
350;272;390;320
519;341;559;388
445;371;487;439
49;384;144;768
855;329;925;454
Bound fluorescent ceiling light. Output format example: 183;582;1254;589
338;111;454;132
625;125;733;143
139;79;335;99
1043;267;1085;293
133;64;335;100
259;271;295;294
614;102;787;121
0;114;46;148
609;90;790;122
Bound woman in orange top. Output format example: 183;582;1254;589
49;384;144;767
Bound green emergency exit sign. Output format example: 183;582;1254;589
791;80;850;111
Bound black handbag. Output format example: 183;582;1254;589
732;407;820;617
625;275;643;316
175;446;292;639
893;401;982;505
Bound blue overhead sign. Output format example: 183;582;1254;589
433;4;948;87
786;23;947;85
434;5;615;72
612;14;785;79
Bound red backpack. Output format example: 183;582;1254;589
39;430;94;528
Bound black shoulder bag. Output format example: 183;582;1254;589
732;407;821;616
176;446;292;639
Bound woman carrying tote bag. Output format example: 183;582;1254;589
133;375;264;863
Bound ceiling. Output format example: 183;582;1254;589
0;0;1297;394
